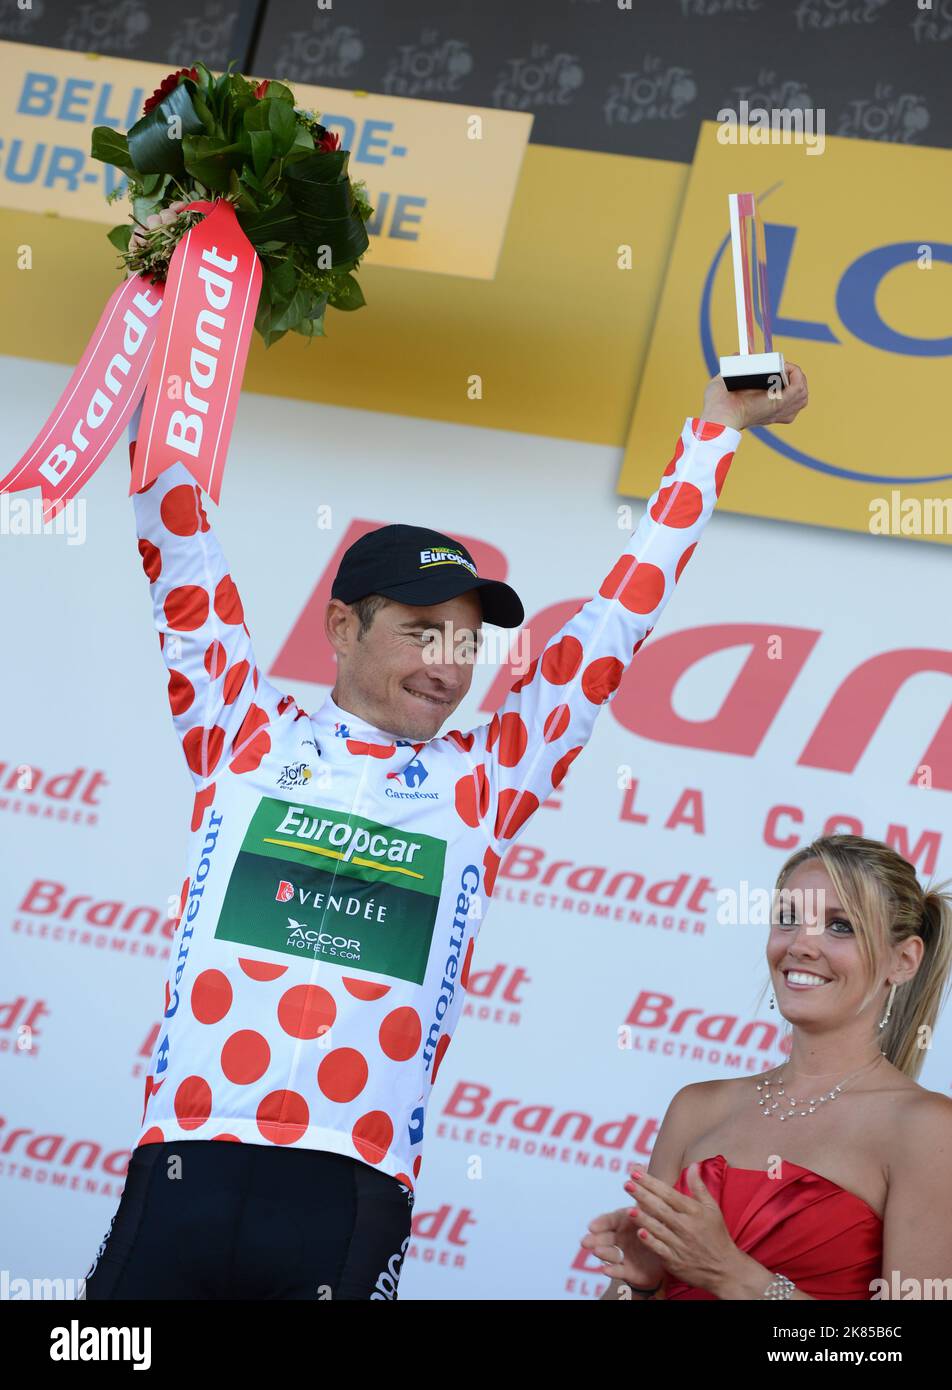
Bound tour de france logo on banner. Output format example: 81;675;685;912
620;122;952;545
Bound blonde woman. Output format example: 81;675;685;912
585;836;952;1300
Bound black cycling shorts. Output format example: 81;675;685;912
80;1140;414;1300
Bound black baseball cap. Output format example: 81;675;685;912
331;523;524;628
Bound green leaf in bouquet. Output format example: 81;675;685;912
217;75;254;143
107;223;133;252
262;80;296;104
350;178;375;223
329;272;365;311
190;88;218;134
191;62;215;95
132;189;168;227
182;134;246;192
294;208;370;266
262;159;284;188
240;166;267;196
270;287;313;335
229;167;261;213
127;80;206;175
238;194;302;247
241;184;262;214
253;293;289;347
244;98;297;159
90;126;137;177
137;171;166;196
291;148;349;181
224;74;257;120
242;128;274;179
269;258;297;297
285;124;316;163
285;153;370;264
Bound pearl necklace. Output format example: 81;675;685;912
757;1050;886;1120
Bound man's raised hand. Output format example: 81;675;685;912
700;363;809;431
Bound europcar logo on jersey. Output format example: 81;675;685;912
215;798;447;983
419;546;477;577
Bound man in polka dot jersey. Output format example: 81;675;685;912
82;315;808;1296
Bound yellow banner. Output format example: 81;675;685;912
0;40;531;278
619;121;952;544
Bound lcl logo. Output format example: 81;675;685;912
700;187;952;485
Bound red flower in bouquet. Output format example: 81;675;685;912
254;79;270;99
316;127;341;152
143;66;199;115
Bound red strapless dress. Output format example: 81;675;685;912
662;1154;883;1300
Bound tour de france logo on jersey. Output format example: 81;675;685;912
418;546;477;577
277;761;313;789
214;798;447;984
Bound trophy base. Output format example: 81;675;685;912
719;352;788;392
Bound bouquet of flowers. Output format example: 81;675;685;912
91;62;373;346
2;61;376;518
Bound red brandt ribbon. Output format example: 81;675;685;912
131;199;263;503
2;198;262;517
0;275;165;520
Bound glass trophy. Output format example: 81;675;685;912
718;192;788;392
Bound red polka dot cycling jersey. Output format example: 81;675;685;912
128;408;740;1188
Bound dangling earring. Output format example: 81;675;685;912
768;991;775;1010
879;981;897;1030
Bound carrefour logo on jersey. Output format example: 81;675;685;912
155;807;223;1079
214;798;447;984
386;752;438;799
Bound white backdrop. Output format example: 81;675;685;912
2;355;950;1300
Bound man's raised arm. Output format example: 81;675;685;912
128;401;297;796
453;368;809;878
126;203;299;797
